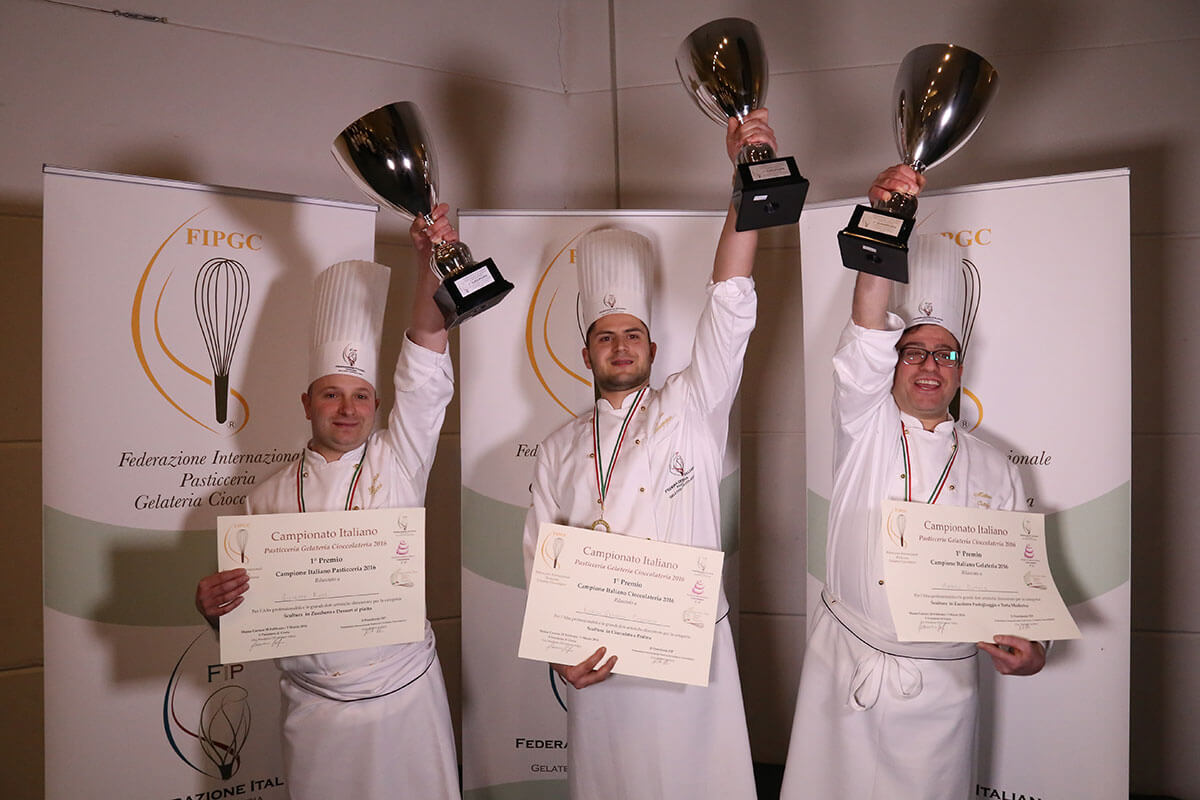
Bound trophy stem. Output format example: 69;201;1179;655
875;191;918;219
431;240;476;281
736;141;776;165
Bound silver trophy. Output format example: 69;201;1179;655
676;18;808;231
839;43;998;283
331;101;513;327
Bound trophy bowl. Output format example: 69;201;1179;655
332;101;513;328
893;43;999;178
838;43;998;282
676;17;768;133
676;17;808;231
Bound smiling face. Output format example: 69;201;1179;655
582;313;656;403
301;374;379;462
891;324;963;430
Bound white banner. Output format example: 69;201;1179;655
457;211;735;799
42;166;376;799
801;170;1130;798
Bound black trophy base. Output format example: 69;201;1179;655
732;156;809;232
837;204;916;283
434;258;514;329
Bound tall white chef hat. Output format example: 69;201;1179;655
890;234;969;349
308;260;391;388
577;228;655;338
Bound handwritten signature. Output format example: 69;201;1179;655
249;635;289;650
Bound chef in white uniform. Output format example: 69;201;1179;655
779;166;1047;800
195;206;461;800
521;112;773;800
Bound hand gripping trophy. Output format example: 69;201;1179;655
332;101;514;327
676;18;808;231
839;44;998;283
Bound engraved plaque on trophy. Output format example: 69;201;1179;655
839;43;998;282
332;101;514;327
677;18;808;231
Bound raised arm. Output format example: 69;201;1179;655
711;109;776;282
851;165;926;329
406;203;455;353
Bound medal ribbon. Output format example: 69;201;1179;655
295;440;369;512
900;425;958;504
592;387;648;513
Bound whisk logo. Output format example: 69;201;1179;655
132;212;253;435
163;630;253;780
224;525;251;564
952;255;984;433
196;258;250;424
526;231;594;418
540;530;568;570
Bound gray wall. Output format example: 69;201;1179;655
2;0;1196;796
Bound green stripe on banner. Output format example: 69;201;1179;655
464;780;567;800
463;472;741;591
718;470;740;555
44;505;216;626
461;488;529;589
807;490;829;585
806;482;1130;605
1045;481;1130;606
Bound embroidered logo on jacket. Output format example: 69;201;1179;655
665;451;694;498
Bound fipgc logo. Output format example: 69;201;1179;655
133;210;255;435
163;629;252;780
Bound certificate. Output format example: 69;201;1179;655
518;523;725;687
216;507;425;664
882;500;1081;642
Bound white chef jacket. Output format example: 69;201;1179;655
523;278;758;800
780;315;1025;800
246;335;460;800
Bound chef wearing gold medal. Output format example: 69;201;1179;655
194;206;461;800
521;112;775;800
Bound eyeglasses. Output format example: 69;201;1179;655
897;346;960;367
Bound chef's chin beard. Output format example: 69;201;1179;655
594;366;651;396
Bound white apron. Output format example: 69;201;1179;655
781;598;978;800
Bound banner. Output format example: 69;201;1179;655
800;169;1130;798
457;211;735;799
42;166;376;799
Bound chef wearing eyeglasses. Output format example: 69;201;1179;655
779;166;1046;800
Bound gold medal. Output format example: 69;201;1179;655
589;387;647;540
